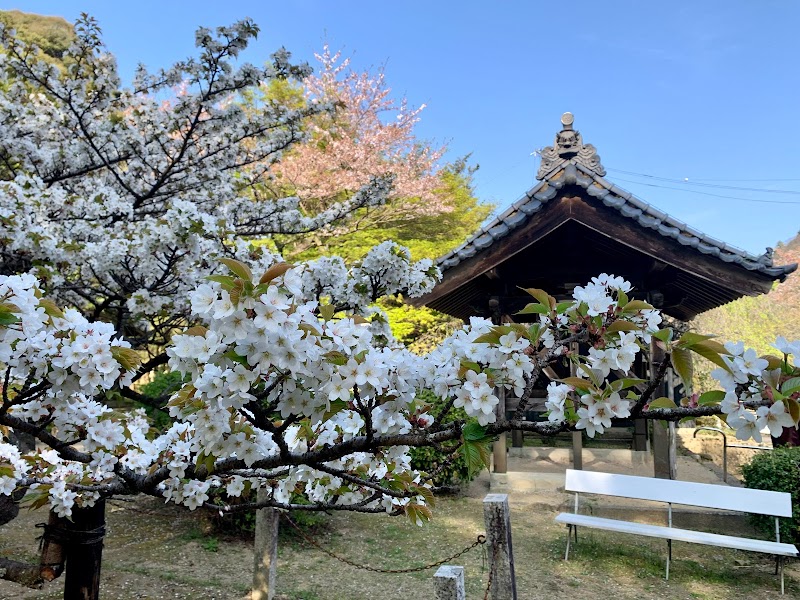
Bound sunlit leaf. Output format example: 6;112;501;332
698;390;726;406
648;397;678;410
670;347;693;386
259;262;293;284
219;258;253;282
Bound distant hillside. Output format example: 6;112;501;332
770;235;800;308
0;10;74;61
693;232;800;391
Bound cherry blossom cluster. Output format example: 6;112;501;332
0;274;143;517
714;339;799;442
160;259;435;512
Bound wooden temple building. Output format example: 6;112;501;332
416;113;797;478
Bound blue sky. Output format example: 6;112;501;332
7;1;800;257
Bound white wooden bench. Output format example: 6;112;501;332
555;469;798;594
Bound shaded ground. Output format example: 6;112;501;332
1;476;797;600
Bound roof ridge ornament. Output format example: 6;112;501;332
536;112;606;179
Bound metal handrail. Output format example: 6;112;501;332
693;426;772;482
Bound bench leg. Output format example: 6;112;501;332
779;556;784;595
665;539;672;581
564;525;573;561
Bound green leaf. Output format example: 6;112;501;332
111;346;142;371
781;377;800;396
606;320;639;333
223;349;248;366
219;258;253;282
786;398;800;425
516;302;549;316
556;301;573;314
414;485;436;509
519;287;554;309
462;421;488;441
687;342;732;373
558;377;593;391
617;290;629;307
0;311;20;326
405;503;433;526
670;347;693;386
621;300;653;314
319;304;335;321
610;378;646;392
676;332;716;347
458;361;481;378
460;439;491;477
648;397;678;410
324;351;348;366
474;331;503;344
205;274;236;290
652;328;673;343
698;390;726;406
38;298;64;319
577;363;603;387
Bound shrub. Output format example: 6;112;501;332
409;390;474;489
741;446;800;544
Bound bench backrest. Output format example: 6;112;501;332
564;469;793;518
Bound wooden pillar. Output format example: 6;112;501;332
569;342;583;469
252;488;280;600
483;494;517;600
633;418;648;451
650;341;676;479
511;429;524;448
493;387;507;474
433;565;465;600
63;500;106;600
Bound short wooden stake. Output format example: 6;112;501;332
252;488;279;600
433;565;465;600
483;493;517;600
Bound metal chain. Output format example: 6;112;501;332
483;535;500;600
281;513;486;574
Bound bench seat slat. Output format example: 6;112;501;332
555;513;799;557
564;469;793;517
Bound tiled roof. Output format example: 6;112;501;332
438;161;796;280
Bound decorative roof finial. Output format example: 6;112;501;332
536;113;606;179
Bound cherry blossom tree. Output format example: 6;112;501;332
0;15;799;599
266;46;451;257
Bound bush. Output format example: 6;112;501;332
409;390;475;489
741;446;800;544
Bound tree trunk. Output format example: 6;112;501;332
772;426;800;448
62;500;106;600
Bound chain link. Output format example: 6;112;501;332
281;513;486;574
483;534;499;600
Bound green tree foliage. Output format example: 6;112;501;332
0;10;74;63
286;159;493;263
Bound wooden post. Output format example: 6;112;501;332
252;488;280;600
62;499;106;600
633;418;648;451
650;341;676;479
483;494;517;600
433;565;465;600
493;388;507;474
569;342;583;470
511;429;524;449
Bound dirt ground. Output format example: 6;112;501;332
0;435;797;600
